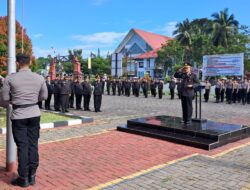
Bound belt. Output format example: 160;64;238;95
12;103;38;110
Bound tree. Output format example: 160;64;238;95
0;16;33;75
156;40;184;75
211;8;239;48
173;18;193;63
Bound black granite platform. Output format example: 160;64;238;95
117;116;250;150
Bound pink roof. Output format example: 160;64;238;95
133;28;172;49
135;49;159;59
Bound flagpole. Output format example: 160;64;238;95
6;0;17;172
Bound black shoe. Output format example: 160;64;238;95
95;110;98;112
29;174;36;185
65;110;69;112
98;110;102;112
11;177;29;188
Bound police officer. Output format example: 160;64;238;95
93;76;103;112
112;79;116;95
106;77;111;95
82;76;92;111
101;77;105;94
69;75;75;108
220;79;226;102
52;74;61;111
215;79;221;103
204;80;211;102
174;64;199;125
150;79;157;97
158;80;164;99
45;76;54;110
74;76;83;110
141;79;148;98
60;75;71;113
125;79;131;97
0;54;48;187
232;80;238;103
117;79;122;96
241;79;248;105
226;79;233;104
169;77;176;100
247;79;250;104
134;79;140;97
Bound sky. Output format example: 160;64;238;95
0;0;250;58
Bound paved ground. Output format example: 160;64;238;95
0;94;249;189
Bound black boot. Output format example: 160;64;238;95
11;176;29;188
29;169;36;185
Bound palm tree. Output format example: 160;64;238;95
173;19;193;63
211;8;239;48
173;18;192;49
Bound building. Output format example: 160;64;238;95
114;28;172;78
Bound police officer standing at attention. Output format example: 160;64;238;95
174;63;199;125
112;79;116;95
52;74;61;111
69;74;75;108
0;54;48;187
60;75;71;113
82;76;92;111
93;75;103;112
204;79;211;102
73;76;83;110
106;77;111;95
142;79;148;98
45;76;54;110
169;77;176;100
158;79;164;99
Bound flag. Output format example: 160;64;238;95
88;57;91;69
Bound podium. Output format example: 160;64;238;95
192;85;207;123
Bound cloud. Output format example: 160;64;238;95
33;31;127;58
72;32;127;46
33;47;68;58
32;33;43;38
157;21;178;37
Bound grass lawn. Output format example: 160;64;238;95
0;108;73;128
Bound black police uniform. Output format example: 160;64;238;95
106;79;111;95
169;80;176;99
69;79;75;108
117;81;122;96
125;81;131;97
112;81;116;95
174;71;199;124
134;81;140;97
141;81;148;98
82;81;92;110
150;81;157;97
158;82;164;99
73;81;83;109
93;81;102;112
45;80;54;110
59;79;71;113
52;79;61;111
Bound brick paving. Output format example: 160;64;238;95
0;131;249;190
0;94;249;189
103;144;250;190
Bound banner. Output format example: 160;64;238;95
111;53;123;77
88;57;91;69
202;53;244;77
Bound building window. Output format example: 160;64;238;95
139;61;144;68
147;59;150;68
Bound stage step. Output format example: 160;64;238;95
117;116;250;150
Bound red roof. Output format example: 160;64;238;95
135;49;159;59
133;28;172;49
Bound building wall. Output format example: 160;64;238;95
119;34;148;56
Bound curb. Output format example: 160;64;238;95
0;110;94;134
